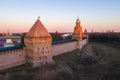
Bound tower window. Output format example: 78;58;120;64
39;57;41;60
42;52;44;54
45;56;47;59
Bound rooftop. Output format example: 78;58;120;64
25;17;51;38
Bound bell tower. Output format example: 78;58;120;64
24;17;53;67
72;18;83;41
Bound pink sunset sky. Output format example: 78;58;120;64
0;0;120;33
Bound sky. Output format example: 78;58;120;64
0;0;120;33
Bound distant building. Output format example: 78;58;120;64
4;32;14;47
12;36;21;44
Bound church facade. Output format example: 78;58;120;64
0;17;88;70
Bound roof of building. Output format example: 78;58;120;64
52;39;77;45
0;45;23;52
25;17;51;38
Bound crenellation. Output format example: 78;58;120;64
0;48;24;55
0;48;26;70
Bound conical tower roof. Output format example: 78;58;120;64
25;17;51;38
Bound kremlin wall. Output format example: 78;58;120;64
0;17;88;70
52;39;87;56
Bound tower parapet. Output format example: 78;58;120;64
4;32;14;47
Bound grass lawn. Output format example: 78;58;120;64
53;42;120;80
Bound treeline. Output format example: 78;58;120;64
50;33;63;42
50;33;72;42
89;32;120;43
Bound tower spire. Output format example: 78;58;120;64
77;16;79;19
76;16;80;22
38;16;40;20
76;17;81;27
